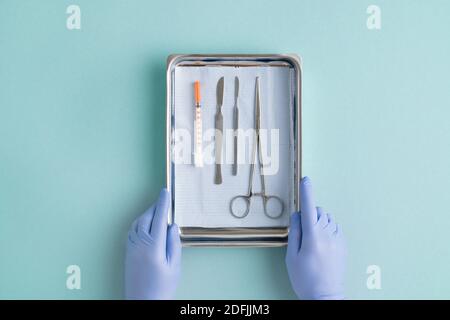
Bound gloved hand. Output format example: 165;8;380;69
125;188;181;300
286;177;347;300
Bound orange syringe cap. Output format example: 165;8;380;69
194;81;201;105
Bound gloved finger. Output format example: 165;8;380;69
131;218;139;234
127;219;139;245
287;212;301;254
325;213;338;235
316;207;328;229
334;225;347;256
150;188;170;243
316;206;324;219
300;177;318;234
334;224;344;240
167;223;182;265
137;204;156;242
333;224;340;237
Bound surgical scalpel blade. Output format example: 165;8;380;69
214;77;224;184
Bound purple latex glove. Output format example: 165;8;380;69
125;189;181;300
286;177;347;300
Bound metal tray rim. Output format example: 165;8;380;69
166;54;302;247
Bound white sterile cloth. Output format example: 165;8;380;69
173;65;295;228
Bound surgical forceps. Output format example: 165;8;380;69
229;77;284;219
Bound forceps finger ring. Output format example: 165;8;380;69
262;195;285;219
229;195;251;219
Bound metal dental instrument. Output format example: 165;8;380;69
214;77;224;184
229;77;284;219
193;81;203;167
232;76;239;176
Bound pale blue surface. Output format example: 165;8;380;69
1;0;450;299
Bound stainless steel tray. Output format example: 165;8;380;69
166;54;302;247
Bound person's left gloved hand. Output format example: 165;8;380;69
125;188;181;300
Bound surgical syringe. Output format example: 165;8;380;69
194;81;203;167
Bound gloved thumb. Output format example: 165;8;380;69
167;223;182;265
287;212;301;256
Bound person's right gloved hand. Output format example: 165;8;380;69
286;177;347;300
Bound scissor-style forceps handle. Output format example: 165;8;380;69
229;77;284;219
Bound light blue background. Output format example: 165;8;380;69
1;0;449;299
